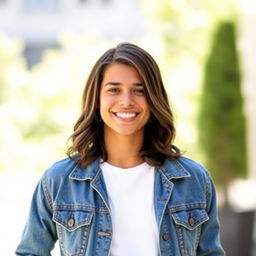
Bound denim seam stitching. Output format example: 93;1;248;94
57;224;71;256
78;225;91;256
53;204;109;213
42;174;53;211
205;174;211;212
56;221;91;256
176;224;189;256
53;213;93;232
195;225;202;253
168;202;207;213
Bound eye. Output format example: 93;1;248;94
107;87;120;94
134;88;145;95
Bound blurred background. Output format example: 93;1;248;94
0;0;255;255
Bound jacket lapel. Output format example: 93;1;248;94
154;158;191;229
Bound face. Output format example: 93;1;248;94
99;63;150;138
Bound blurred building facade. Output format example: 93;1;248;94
0;0;145;67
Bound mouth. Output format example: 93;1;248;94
113;112;139;120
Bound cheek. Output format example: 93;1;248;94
141;99;150;116
99;95;113;116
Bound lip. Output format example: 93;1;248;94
112;111;139;121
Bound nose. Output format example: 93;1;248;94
119;91;134;106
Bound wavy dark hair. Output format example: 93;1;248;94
67;42;181;167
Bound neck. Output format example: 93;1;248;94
103;129;145;168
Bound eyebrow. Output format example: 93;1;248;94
104;82;144;86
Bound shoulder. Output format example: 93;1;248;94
166;156;212;184
175;156;214;192
165;157;216;205
177;156;210;176
37;157;82;201
43;157;78;184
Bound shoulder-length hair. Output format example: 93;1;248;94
67;42;181;167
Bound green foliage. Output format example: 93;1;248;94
141;0;239;61
198;20;247;188
0;34;117;173
138;0;240;161
0;35;26;103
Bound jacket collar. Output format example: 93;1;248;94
69;157;191;181
158;158;191;180
69;158;101;181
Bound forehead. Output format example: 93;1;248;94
102;63;142;83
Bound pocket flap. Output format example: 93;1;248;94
53;210;93;232
172;209;209;230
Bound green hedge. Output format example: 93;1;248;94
198;20;247;189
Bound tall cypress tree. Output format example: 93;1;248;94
198;20;247;205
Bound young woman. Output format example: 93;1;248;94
16;43;225;256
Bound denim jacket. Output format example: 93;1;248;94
16;156;225;256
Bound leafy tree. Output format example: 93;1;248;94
138;0;240;159
198;20;247;205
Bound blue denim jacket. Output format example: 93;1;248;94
16;156;225;256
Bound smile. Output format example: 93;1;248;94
114;112;138;119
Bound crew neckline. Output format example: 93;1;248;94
100;161;149;172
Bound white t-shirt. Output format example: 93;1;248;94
100;161;160;256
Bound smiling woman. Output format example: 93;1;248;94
100;63;151;164
15;43;225;256
67;43;180;168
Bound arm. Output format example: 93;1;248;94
15;173;57;256
197;173;225;256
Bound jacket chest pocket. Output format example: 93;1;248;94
53;210;93;256
171;209;209;256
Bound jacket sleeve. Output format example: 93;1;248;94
197;172;225;256
15;173;57;256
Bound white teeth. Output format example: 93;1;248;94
116;112;136;118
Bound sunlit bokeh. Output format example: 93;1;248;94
1;0;256;255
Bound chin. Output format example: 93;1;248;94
116;127;144;137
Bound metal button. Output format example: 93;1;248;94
162;233;169;241
67;218;75;228
98;231;111;236
189;217;195;227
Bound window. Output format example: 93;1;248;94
23;43;60;68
